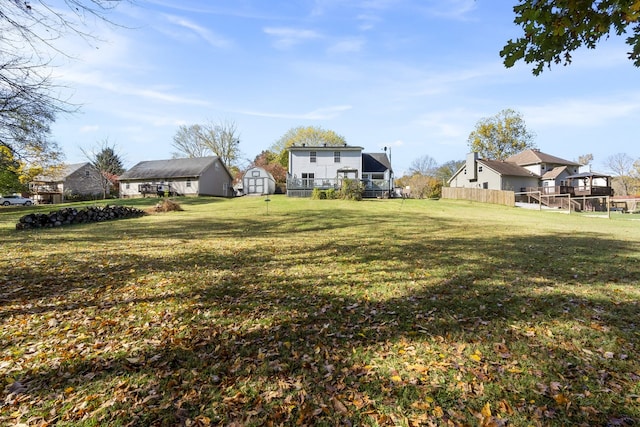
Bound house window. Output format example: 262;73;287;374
252;171;260;177
310;151;316;163
85;170;90;177
482;182;488;189
372;173;384;180
186;178;192;188
334;151;341;163
125;183;130;189
302;172;314;187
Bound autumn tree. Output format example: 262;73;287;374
171;119;241;167
81;141;126;199
397;155;452;198
252;150;287;186
270;126;347;168
467;109;536;160
0;147;25;194
1;1;126;168
435;160;465;183
501;0;640;75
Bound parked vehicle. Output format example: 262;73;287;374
0;195;34;206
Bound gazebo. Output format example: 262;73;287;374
565;172;613;196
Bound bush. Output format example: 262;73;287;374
325;188;337;199
311;188;326;200
339;178;364;201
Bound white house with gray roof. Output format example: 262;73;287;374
449;150;583;192
286;144;393;197
119;156;233;198
449;149;611;198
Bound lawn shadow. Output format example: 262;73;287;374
3;225;639;425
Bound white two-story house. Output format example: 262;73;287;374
286;144;363;197
286;144;393;197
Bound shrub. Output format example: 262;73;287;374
325;188;337;199
311;188;325;200
339;178;364;201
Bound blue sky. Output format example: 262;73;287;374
48;0;639;176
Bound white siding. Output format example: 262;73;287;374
243;167;276;195
289;149;362;179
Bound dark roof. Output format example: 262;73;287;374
362;152;392;173
288;144;363;151
565;171;611;179
120;157;222;180
479;159;537;177
505;149;580;166
33;162;89;182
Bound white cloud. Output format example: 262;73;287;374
523;96;640;128
79;125;100;133
56;70;211;106
327;38;365;54
239;105;353;120
164;14;232;49
264;27;323;49
414;108;479;140
356;13;381;30
419;0;477;20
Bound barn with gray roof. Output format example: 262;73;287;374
119;156;234;198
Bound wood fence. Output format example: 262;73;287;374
442;187;515;207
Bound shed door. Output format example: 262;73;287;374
248;178;264;194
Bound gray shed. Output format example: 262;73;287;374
243;167;276;195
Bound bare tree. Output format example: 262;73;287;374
0;56;65;169
409;155;438;176
171;119;241;167
1;1;127;168
81;140;126;199
171;125;211;159
603;153;636;196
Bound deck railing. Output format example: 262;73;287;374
30;184;61;194
286;178;338;190
525;185;613;197
286;178;389;190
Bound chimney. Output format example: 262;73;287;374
466;152;478;181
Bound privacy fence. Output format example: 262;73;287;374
441;187;515;207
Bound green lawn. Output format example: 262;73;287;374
1;196;639;426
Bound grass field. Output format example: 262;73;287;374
1;196;639;426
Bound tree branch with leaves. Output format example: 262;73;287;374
1;0;128;177
502;0;640;75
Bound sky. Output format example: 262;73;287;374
44;0;639;176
